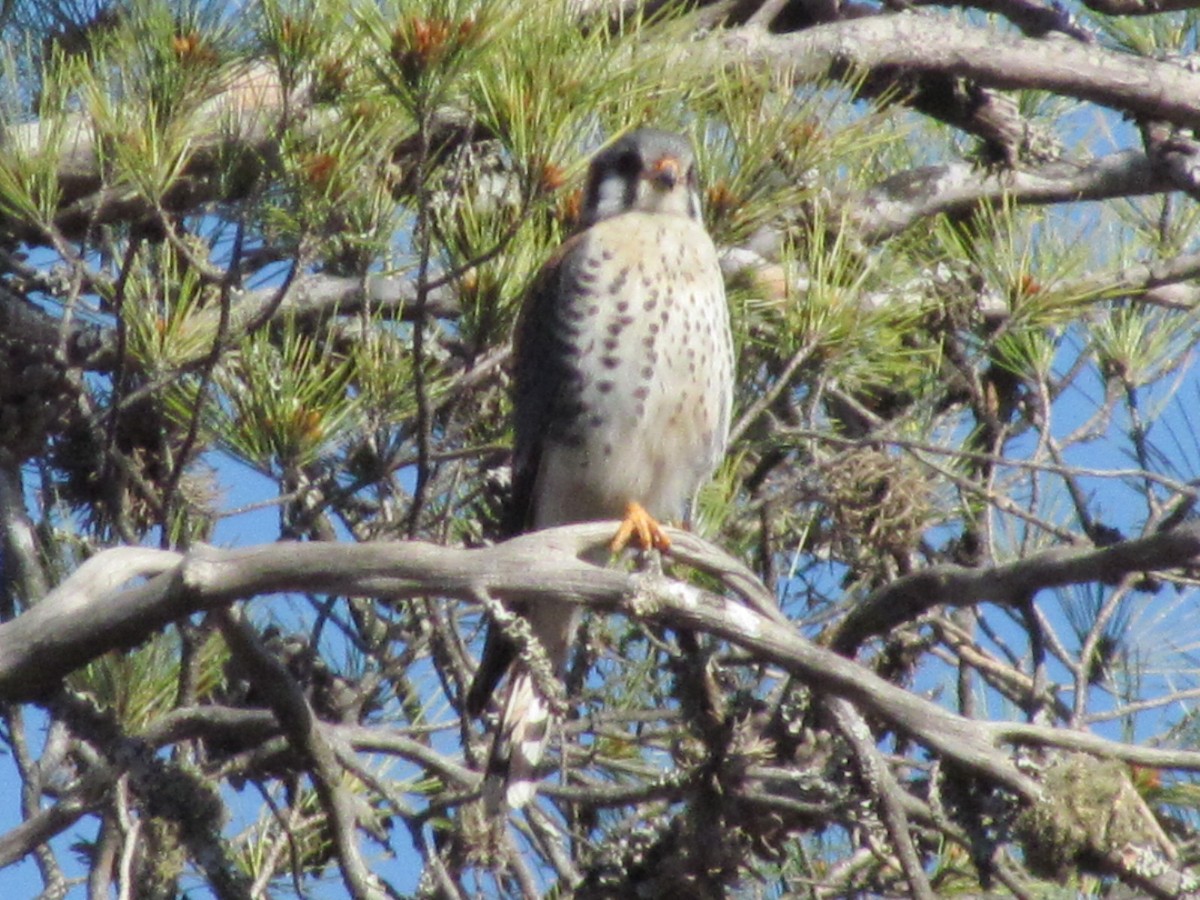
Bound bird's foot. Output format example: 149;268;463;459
610;501;671;554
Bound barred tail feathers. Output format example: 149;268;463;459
484;670;552;812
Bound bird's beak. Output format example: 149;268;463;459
646;155;682;190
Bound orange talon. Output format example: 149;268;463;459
610;501;672;554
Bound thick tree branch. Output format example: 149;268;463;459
720;13;1200;128
831;520;1200;653
2;520;1196;803
0;525;1027;805
0;526;629;701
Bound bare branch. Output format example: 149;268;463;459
215;608;391;900
827;697;933;899
831;520;1200;653
720;14;1200;128
627;570;1042;800
0;526;630;701
848;151;1171;242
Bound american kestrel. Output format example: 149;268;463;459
466;128;734;810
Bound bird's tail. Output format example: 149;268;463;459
483;669;552;813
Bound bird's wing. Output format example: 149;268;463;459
505;232;586;535
465;232;585;718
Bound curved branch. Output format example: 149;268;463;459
627;570;1043;800
831;520;1200;653
848;151;1171;242
0;525;630;701
0;523;1034;804
720;14;1200;128
9;520;1200;815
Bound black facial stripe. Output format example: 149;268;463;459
583;173;603;221
615;149;641;179
623;170;638;210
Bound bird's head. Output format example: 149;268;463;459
581;128;702;227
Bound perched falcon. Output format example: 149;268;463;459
466;127;734;811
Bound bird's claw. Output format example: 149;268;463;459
611;501;672;554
